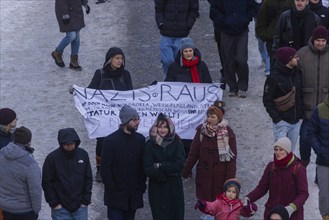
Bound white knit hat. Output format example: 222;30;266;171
274;137;291;153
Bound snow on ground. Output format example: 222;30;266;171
0;0;320;219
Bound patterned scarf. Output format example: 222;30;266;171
200;119;235;161
149;114;175;148
182;55;200;83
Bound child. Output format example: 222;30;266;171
194;178;257;220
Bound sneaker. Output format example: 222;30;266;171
238;90;247;98
95;171;102;182
51;51;65;68
228;91;237;97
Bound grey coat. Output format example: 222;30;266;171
0;142;42;214
55;0;87;32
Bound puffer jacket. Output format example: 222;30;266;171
0;142;42;214
165;48;212;83
55;0;87;32
297;39;329;119
42;128;92;213
154;0;199;37
308;95;329;167
263;61;303;123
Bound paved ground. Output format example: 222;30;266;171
0;0;320;219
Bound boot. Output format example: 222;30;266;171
323;215;329;220
69;55;82;71
51;51;65;67
95;165;102;182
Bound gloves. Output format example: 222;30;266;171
62;14;70;25
285;205;296;218
194;200;206;211
242;202;258;217
84;4;90;14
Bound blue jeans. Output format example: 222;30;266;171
107;207;136;220
299;119;311;161
51;206;88;220
256;37;270;73
56;31;80;55
273;120;302;152
160;35;182;75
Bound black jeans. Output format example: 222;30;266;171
3;210;38;220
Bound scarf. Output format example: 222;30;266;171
200;118;235;161
218;193;241;207
149;115;175;148
274;152;293;169
291;6;314;49
182;55;200;83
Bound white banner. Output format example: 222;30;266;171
73;82;222;139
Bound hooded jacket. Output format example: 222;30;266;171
42;128;92;213
0;142;42;214
308;95;329;166
88;47;133;91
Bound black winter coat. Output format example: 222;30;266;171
0;129;12;149
42;128;92;213
88;69;133;90
263;62;303;124
55;0;87;32
210;0;257;35
165;49;212;83
309;0;329;28
154;0;199;37
101;128;146;211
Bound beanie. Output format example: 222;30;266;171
269;205;289;220
274;137;292;153
119;105;139;124
0;108;16;125
275;47;297;65
207;100;225;120
180;37;195;54
223;178;241;195
312;26;329;41
14;126;32;145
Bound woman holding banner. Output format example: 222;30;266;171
88;47;133;182
182;100;237;210
165;37;212;170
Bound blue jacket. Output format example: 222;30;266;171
210;0;257;34
308;95;329;167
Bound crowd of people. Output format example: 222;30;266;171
1;0;329;219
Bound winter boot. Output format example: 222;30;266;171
69;55;82;71
51;51;65;68
323;215;329;220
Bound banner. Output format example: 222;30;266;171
73;82;222;139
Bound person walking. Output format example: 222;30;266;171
0;126;42;220
245;137;309;220
0;108;17;149
308;94;329;220
42;128;92;220
87;47;133;182
263;47;303;151
296;25;329;167
181;100;237;203
210;0;257;98
101;105;146;220
144;113;185;220
51;0;90;70
309;0;329;28
272;0;321;54
154;0;199;75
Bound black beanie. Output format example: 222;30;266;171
14;126;32;145
0;108;16;125
269;205;289;220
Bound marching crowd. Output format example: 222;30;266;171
1;0;329;220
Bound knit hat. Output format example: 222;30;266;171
275;47;297;65
0;108;16;125
312;26;329;41
269;205;289;220
119;105;139;124
223;178;241;195
14;126;32;145
274;137;292;153
207;100;225;120
180;37;195;54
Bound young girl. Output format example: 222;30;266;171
194;178;257;220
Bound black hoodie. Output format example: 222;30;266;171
42;128;93;213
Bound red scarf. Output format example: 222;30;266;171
182;56;200;83
218;193;241;206
274;152;293;169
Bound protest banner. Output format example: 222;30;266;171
73;82;222;139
